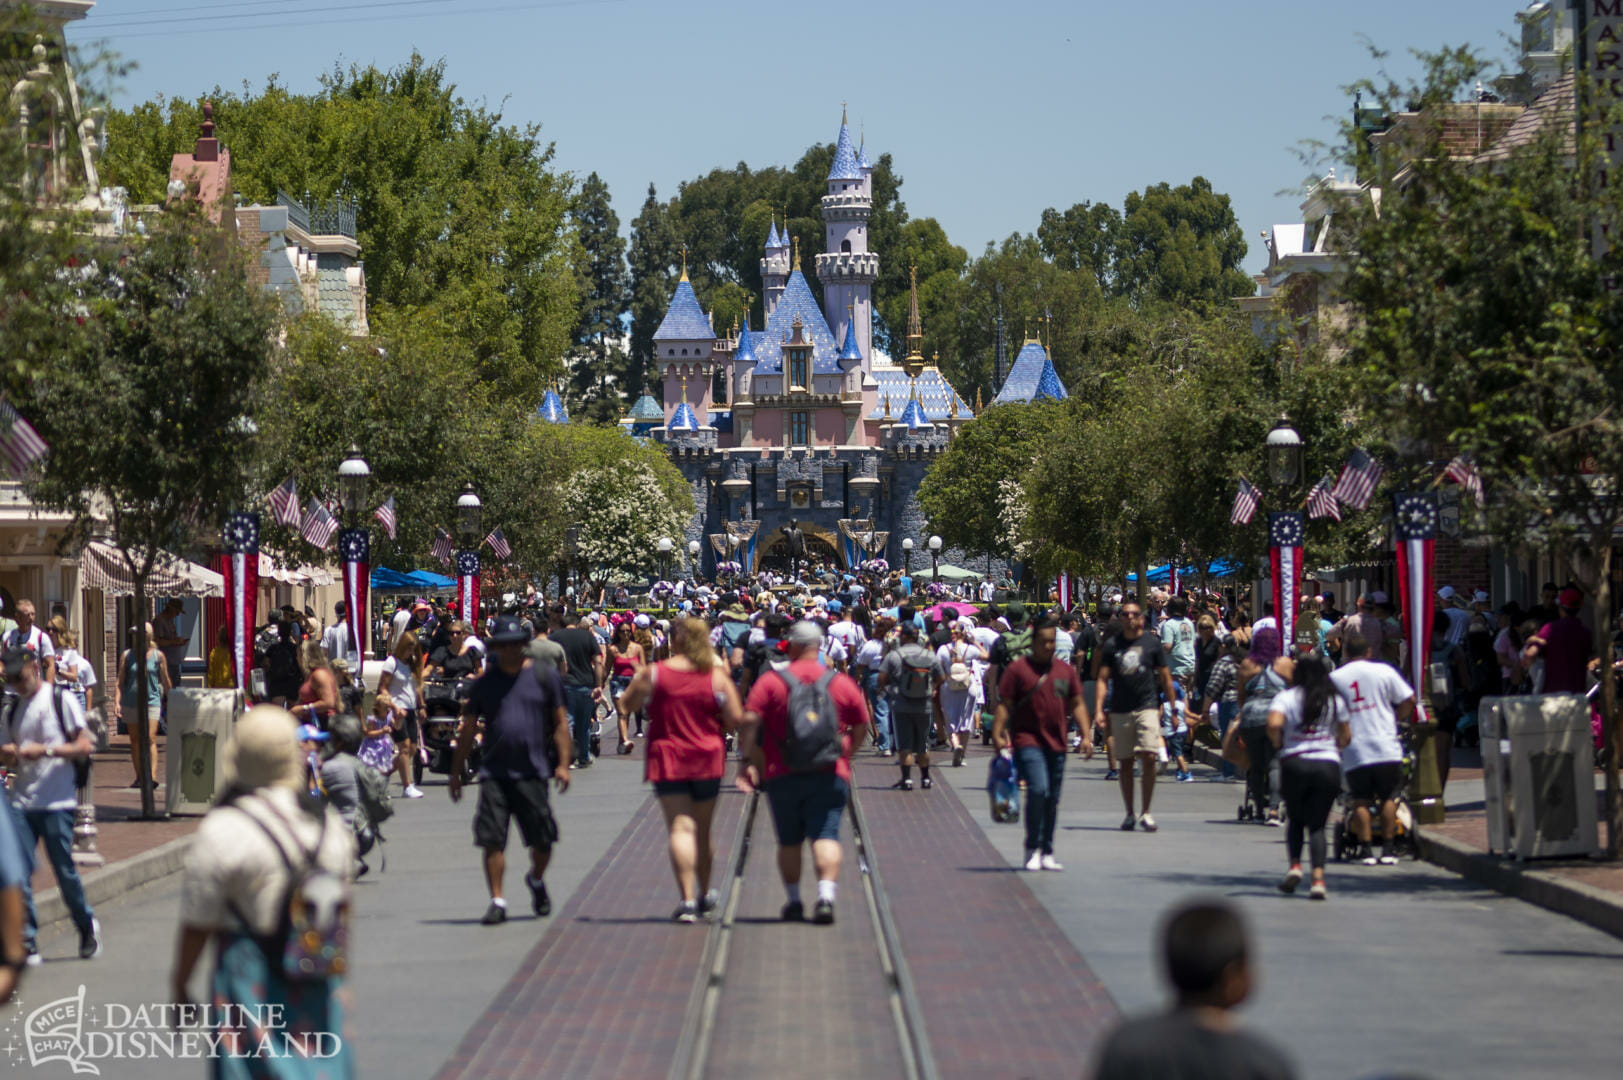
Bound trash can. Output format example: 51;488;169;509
1478;693;1598;859
165;688;241;814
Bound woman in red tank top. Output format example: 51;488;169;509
617;616;742;922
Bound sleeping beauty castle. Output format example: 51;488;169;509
543;110;1068;574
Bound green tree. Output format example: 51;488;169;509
568;172;629;423
1113;177;1252;307
21;209;279;817
100;55;579;405
1037;201;1122;293
628;183;678;402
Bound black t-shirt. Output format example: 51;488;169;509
549;627;601;689
1073;622;1100;673
1094;1010;1295;1080
465;662;564;780
1097;631;1168;713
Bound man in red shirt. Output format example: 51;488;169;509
993;617;1091;871
1523;586;1595;694
738;621;869;925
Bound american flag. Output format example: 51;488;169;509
0;401;48;477
1331;448;1384;511
1306;475;1342;521
373;496;398;540
485;526;511;561
266;476;301;528
300;498;338;550
1229;476;1260;526
431;526;455;567
1444;455;1484;507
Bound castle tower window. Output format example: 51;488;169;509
790;352;808;390
790;411;809;446
841;240;851;253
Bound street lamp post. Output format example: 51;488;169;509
688;539;701;579
455;485;482;625
1265;418;1303;491
902;537;913;575
657;536;673;611
564;525;580;611
338;446;371;526
928;534;942;583
335;446;371;680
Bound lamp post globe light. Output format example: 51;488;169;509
658;535;673;584
338;447;370;524
902;537;913;575
928;534;942;581
1265;418;1303;492
456;484;482;545
688;539;700;573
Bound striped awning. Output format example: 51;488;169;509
79;541;224;598
259;552;335;587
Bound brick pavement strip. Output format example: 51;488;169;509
433;785;747;1080
703;804;907;1079
851;756;1120;1080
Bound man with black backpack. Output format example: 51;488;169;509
878;616;945;791
738;621;869;925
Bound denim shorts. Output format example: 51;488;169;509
763;772;849;847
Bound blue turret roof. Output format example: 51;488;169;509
837;317;862;365
750;270;842;376
667;401;701;432
991;341;1068;405
653;279;714;341
627;394;663;421
537;389;569;423
857;139;871;172
734;321;757;368
867;368;973;422
828;118;861;181
766;220;782;250
898;396;930;430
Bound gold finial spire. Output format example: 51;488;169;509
842;101;847;124
903;266;925;378
883;393;891;418
931;350;940;369
792;235;801;272
974;386;984;414
679;244;689;283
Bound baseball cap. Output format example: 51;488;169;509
1;646;35;680
1436;585;1455;601
1559;586;1583;609
1005;601;1029;626
786;620;824;647
487;615;529;644
1472;589;1490;604
1369;590;1390;606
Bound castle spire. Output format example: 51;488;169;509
679;244;689;283
974;386;984;414
792;235;801;272
903;266;925;378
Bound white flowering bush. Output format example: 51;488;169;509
996;477;1037;562
562;462;692;589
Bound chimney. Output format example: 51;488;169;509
194;101;219;163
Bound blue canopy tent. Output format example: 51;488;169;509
1126;558;1243;583
370;568;456;592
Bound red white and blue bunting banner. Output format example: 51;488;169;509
221;511;260;695
1057;571;1074;611
1268;512;1304;651
456;549;481;625
1392;491;1438;720
339;528;370;661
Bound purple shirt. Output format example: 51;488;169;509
1536;616;1592;694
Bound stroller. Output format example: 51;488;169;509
1331;731;1417;862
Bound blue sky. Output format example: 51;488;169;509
77;0;1518;274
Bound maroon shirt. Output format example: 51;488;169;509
1537;616;1593;694
644;662;727;783
998;657;1082;754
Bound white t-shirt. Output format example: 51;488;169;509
854;638;884;673
1270;686;1346;764
828;620;866;653
2;626;55;661
380;655;420;713
978;581;995;602
1331;659;1413;771
179;787;354;935
1053;629;1075;663
55;648;98;691
6;683;85;811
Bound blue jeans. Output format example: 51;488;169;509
12;805;93;945
1216;701;1238;779
863;672;891;751
1015;747;1066;856
564;684;596;765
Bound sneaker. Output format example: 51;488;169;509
895;779;913;791
781;900;805;922
480;901;508;926
1279;867;1303;894
1104;768;1119;781
1309;881;1328;901
920;776;933;790
812;899;836;925
574;757;593;770
1176;771;1193;783
1024;849;1043;872
1361;848;1380;867
77;918;102;960
1040;855;1064;872
1120;813;1136;831
1139;813;1158;833
1378;853;1400;866
526;873;551;917
23;947;40;967
402;785;424;799
616;739;633;755
356;859;370;880
672;901;699;924
698;890;721;918
1264;810;1282;827
952;746;965;767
